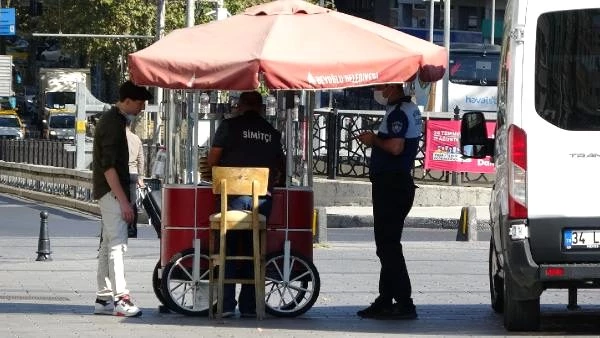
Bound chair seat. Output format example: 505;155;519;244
209;210;266;226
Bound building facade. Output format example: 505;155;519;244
335;0;507;44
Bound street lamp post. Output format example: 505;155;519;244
491;0;496;44
153;0;166;146
442;0;450;113
429;0;434;43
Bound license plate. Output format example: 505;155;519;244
563;230;600;250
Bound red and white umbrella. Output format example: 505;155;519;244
128;0;447;90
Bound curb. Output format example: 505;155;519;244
327;214;491;231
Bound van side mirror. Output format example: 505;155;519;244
460;112;493;158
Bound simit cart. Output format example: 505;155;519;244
151;91;319;317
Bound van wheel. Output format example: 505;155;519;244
489;239;504;313
503;276;540;331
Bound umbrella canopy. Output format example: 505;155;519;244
128;0;447;90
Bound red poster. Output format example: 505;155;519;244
424;120;495;173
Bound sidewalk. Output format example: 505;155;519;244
0;236;507;337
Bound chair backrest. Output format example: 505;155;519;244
211;166;269;196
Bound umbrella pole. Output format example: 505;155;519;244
426;82;436;112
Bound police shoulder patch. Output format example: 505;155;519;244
391;120;403;134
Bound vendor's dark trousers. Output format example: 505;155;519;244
223;195;272;313
370;171;416;306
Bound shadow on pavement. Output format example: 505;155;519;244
1;302;596;335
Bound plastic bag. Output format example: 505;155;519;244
151;146;166;179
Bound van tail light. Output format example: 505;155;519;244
508;124;527;219
545;267;565;277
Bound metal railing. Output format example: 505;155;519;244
0;139;161;176
312;108;495;186
0;110;495;193
0;139;76;168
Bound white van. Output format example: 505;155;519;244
460;0;600;332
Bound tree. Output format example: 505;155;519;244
27;0;318;68
16;0;320;98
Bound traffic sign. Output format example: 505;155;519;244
0;8;16;36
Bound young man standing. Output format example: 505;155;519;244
356;83;421;320
92;80;152;317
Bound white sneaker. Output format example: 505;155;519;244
114;295;142;317
93;298;114;315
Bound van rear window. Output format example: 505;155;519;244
535;9;600;130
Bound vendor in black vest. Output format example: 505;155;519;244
208;91;285;318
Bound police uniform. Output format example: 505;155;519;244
211;110;284;315
369;96;422;310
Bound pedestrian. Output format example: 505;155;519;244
207;91;285;318
126;118;145;238
356;83;421;320
92;80;152;317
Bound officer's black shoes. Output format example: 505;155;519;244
357;297;392;318
389;302;418;320
357;297;417;320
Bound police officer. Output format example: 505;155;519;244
356;83;421;320
207;91;285;318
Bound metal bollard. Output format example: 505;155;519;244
313;207;328;244
456;206;477;242
36;211;53;261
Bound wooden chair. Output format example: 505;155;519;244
208;166;269;319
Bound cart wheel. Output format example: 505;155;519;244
152;260;167;306
264;252;320;317
161;248;215;316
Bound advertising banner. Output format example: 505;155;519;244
424;119;495;173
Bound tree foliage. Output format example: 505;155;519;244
10;0;323;98
18;0;320;70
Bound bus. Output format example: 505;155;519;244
415;43;501;113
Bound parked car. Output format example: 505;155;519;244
8;38;29;52
40;44;70;62
44;112;75;140
0;112;25;140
